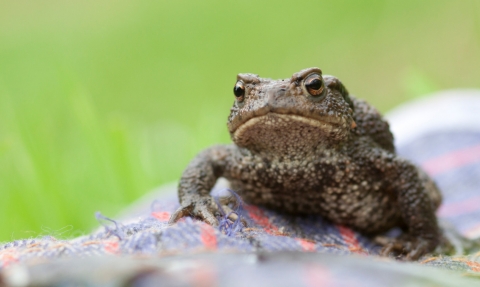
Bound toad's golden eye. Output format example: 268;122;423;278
233;81;245;101
304;73;324;97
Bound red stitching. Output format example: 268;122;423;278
465;261;480;272
200;224;217;250
337;225;365;254
103;241;119;254
296;238;316;251
244;205;280;235
151;211;171;221
421;144;480;176
0;248;18;268
438;195;480;217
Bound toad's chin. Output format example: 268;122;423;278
232;113;349;154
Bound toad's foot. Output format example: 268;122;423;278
168;194;240;226
376;235;437;261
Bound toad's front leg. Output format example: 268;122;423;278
168;145;235;226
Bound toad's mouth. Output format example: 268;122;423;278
231;113;347;149
234;113;335;136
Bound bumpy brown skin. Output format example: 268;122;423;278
169;67;442;260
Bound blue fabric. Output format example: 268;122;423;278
1;92;480;286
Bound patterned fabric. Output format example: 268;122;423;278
1;91;480;286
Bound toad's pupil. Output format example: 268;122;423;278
306;79;322;90
234;84;245;98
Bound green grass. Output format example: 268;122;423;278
0;0;479;242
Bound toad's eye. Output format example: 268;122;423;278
233;81;245;101
304;74;324;97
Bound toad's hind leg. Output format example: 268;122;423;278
373;156;441;260
417;167;442;210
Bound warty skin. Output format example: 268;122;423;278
169;67;442;260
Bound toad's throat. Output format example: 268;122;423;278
232;113;346;153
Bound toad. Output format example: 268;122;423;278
169;67;442;260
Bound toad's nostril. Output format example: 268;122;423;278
266;90;276;105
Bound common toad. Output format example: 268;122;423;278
169;67;442;260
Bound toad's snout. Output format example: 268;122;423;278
264;85;292;110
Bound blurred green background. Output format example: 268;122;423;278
0;0;479;242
